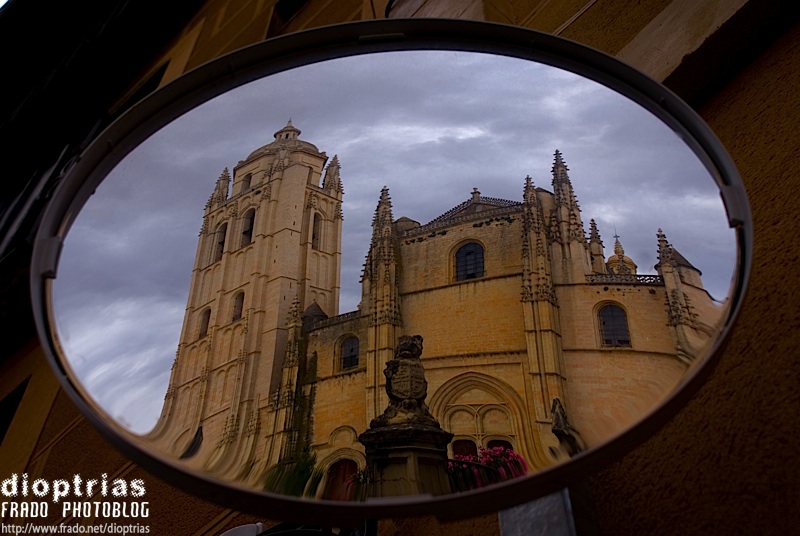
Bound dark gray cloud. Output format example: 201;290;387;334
52;50;738;433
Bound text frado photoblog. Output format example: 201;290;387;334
1;474;149;519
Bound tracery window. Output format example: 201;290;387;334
455;242;484;281
341;336;359;370
599;303;631;347
241;209;255;247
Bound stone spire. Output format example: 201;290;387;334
548;150;590;283
589;219;602;245
588;219;607;274
656;228;674;269
371;187;396;264
521;175;556;304
322;154;343;193
207;168;231;208
552;150;576;208
549;150;585;245
656;228;703;287
523;175;537;207
521;175;566;425
362;187;401;326
656;228;697;363
362;187;403;425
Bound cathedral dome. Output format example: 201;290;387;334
245;120;321;160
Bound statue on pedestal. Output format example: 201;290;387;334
358;335;453;497
370;335;440;429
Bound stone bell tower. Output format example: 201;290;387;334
148;121;343;477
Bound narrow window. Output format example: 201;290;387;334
455;242;484;281
232;292;244;322
322;459;358;501
341;336;359;369
452;439;478;458
180;427;203;459
199;309;211;339
241;209;255;247
599;304;631;347
311;213;322;250
241;173;252;192
213;223;227;262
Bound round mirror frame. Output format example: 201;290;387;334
30;18;751;525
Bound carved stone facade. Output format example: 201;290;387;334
147;121;344;480
148;124;723;495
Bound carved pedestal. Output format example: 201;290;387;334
359;335;454;497
358;423;453;498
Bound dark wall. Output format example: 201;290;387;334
591;21;800;535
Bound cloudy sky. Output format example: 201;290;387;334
52;50;737;434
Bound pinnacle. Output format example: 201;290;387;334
589;219;602;242
657;228;670;247
551;150;572;194
379;186;391;204
614;236;625;257
552;150;569;173
323;155;343;192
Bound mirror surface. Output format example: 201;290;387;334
50;50;737;502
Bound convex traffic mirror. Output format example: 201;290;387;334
32;19;751;524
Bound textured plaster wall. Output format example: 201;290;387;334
5;1;798;534
589;21;800;535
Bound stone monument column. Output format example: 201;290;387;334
358;335;453;497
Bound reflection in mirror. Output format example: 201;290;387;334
51;50;736;501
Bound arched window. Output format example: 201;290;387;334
455;242;484;281
213;223;227;263
311;213;322;250
241;173;252;192
599;303;631;347
341;336;359;370
322;459;358;501
179;427;203;459
241;209;255;247
452;439;478;458
232;292;244;322
198;309;211;339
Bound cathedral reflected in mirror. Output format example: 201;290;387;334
143;121;725;499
